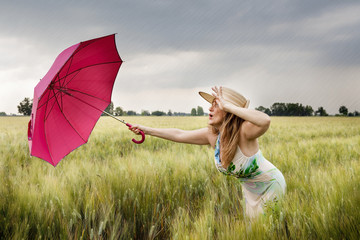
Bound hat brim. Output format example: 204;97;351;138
199;90;250;108
199;92;215;104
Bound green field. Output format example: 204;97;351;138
0;116;359;239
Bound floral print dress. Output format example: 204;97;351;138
214;135;286;218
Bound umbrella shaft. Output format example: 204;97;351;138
102;111;127;125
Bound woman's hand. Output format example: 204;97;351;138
211;86;233;112
128;124;147;135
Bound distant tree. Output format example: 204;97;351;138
151;110;166;116
354;111;360;116
167;110;173;116
339;106;348;116
315;107;328;116
102;102;114;115
270;103;287;116
286;103;299;116
127;110;137;116
303;105;314;116
114;106;123;116
17;97;33;116
197;106;204;116
141;110;150;116
256;106;266;112
268;102;316;116
191;108;197;116
256;106;272;116
174;112;187;116
0;112;6;116
264;108;272;116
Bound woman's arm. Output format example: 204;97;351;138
225;105;270;140
213;86;271;140
129;125;211;145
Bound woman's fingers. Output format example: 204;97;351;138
211;86;219;95
211;86;220;99
219;86;223;98
211;86;228;110
128;124;141;134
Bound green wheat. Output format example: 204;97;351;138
0;116;359;239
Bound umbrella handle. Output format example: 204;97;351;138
101;111;145;144
28;119;32;140
126;123;145;144
28;114;33;140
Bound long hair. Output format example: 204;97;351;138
213;112;244;169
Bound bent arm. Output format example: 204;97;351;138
130;125;211;145
225;104;271;140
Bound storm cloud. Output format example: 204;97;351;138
1;0;359;114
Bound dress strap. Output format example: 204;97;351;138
214;134;221;163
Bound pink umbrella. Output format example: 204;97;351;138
28;34;145;167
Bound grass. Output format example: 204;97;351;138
0;116;359;239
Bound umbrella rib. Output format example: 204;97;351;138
60;90;63;111
45;92;62;121
63;55;74;87
51;66;80;87
64;91;108;118
51;88;87;143
58;55;75;89
37;69;78;111
37;91;59;110
53;87;109;116
37;73;61;111
37;85;62;110
60;87;109;103
54;74;65;111
62;69;80;88
37;88;51;110
55;73;62;88
42;88;55;122
55;61;122;87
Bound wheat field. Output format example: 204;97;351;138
0;116;359;239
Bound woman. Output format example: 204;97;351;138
129;86;286;218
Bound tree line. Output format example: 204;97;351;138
11;98;205;117
8;97;360;117
256;103;359;116
103;102;206;116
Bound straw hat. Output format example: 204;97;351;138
199;87;250;108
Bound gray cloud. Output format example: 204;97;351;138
0;0;359;114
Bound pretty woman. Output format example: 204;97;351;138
129;86;286;218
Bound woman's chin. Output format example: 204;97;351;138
208;120;219;128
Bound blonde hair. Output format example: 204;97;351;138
212;112;244;169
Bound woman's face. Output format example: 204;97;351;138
208;100;225;128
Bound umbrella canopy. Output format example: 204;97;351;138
28;34;122;166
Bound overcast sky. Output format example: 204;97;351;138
1;0;359;115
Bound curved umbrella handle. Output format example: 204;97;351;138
126;123;145;144
28;114;33;140
28;119;32;140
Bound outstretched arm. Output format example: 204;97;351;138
129;125;211;145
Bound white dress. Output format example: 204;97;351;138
214;134;286;218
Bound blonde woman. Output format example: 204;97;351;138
129;86;286;218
